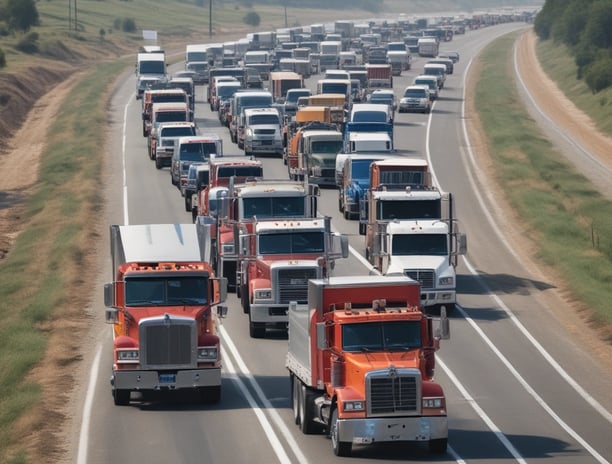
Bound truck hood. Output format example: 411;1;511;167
123;306;206;324
345;350;421;371
386;255;449;275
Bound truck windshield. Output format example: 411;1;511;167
249;114;279;125
342;321;422;352
242;196;306;218
378;199;441;220
124;276;208;306
311;140;343;154
139;61;165;75
181;142;217;161
161;127;194;137
156;111;187;123
392;233;448;256
352;159;375;181
258;231;324;254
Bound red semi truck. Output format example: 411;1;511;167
286;275;450;456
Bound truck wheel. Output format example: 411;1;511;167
291;375;301;426
241;291;250;314
343;209;350;220
113;388;130;406
184;196;192;212
249;314;266;338
199;385;221;404
300;384;323;434
359;222;366;235
155;157;162;169
191;207;197;223
429;438;447;454
338;196;343;213
330;408;351;456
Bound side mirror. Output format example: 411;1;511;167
458;233;467;255
435;306;451;341
105;307;119;324
103;283;114;307
316;321;328;350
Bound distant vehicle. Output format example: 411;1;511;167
399;85;431;114
367;89;397;114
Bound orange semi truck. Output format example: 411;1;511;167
286;275;449;456
103;223;227;405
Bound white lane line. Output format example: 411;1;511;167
220;326;309;464
77;345;102;464
459;44;612;427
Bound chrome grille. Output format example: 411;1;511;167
277;267;318;304
367;368;421;416
404;269;435;289
140;316;195;368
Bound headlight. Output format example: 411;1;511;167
422;397;445;409
197;346;218;361
343;400;365;412
117;349;139;363
438;276;454;286
254;289;272;300
222;243;235;255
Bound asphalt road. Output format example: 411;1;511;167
75;20;612;464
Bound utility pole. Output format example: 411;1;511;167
209;0;212;38
284;1;288;28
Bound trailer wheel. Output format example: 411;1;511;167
429;438;447;454
330;408;351;456
113;389;130;406
300;384;323;434
155;157;163;170
241;289;250;314
292;375;301;426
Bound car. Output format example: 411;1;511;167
398;85;431;114
413;75;439;100
367;89;397;114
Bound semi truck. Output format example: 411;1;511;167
285;122;344;186
237;217;348;338
103;223;228;405
286;275;450;456
360;159;467;312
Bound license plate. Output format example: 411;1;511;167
159;374;176;383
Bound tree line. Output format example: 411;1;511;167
534;0;612;93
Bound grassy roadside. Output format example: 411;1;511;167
473;32;612;339
535;40;612;137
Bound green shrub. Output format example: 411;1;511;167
15;32;39;54
584;55;612;93
121;17;136;33
243;11;260;27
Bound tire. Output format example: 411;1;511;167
359;222;366;235
343;209;350;220
338;195;343;213
155;157;162;169
184;196;191;212
330;408;351;456
113;388;130;406
241;289;251;314
249;314;265;338
300;384;323;434
191;207;197;223
429;438;447;454
294;376;303;426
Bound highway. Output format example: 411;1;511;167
75;20;612;464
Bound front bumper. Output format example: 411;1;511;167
420;289;456;308
250;303;289;324
338;415;447;444
112;367;221;390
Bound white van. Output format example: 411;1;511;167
242;108;283;157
